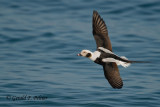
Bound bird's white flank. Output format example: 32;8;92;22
102;56;130;68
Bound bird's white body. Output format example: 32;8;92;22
89;51;101;61
99;47;130;68
102;57;130;68
86;47;130;68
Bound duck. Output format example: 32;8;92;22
78;10;147;89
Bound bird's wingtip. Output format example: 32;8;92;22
93;10;98;14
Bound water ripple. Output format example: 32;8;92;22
0;0;160;107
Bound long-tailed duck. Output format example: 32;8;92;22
78;10;147;89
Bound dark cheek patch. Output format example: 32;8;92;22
86;53;91;57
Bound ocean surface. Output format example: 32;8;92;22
0;0;160;107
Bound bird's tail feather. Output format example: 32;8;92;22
121;56;150;63
128;60;150;63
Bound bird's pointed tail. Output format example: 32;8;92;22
120;56;150;63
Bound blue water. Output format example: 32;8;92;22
0;0;160;106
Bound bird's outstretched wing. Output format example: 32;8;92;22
103;63;123;89
93;10;122;89
92;10;112;51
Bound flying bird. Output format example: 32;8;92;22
77;10;147;89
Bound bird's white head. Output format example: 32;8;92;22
77;50;92;58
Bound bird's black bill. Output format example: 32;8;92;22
77;53;82;56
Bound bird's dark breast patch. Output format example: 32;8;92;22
94;57;104;65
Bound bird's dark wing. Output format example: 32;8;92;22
103;62;123;89
92;10;112;51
